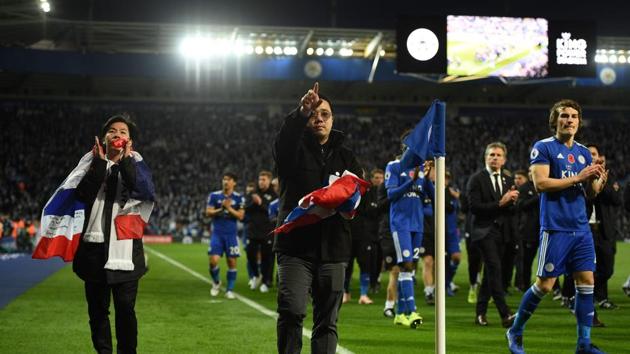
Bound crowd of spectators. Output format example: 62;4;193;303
2;100;629;240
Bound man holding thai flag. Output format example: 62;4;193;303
33;115;155;354
273;83;364;354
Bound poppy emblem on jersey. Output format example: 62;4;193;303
578;155;586;164
409;170;415;178
567;154;575;164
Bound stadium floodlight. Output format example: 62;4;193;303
179;36;212;59
255;46;264;55
324;48;334;56
283;46;298;55
40;1;51;13
244;45;254;55
619;55;627;64
379;49;386;56
609;55;618;64
599;55;608;63
265;46;274;55
306;47;315;55
315;47;324;56
273;46;283;55
339;48;353;57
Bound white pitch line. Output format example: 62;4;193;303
145;246;354;354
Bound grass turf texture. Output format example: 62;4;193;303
2;242;629;353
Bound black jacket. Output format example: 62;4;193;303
350;186;381;243
625;180;630;213
587;179;623;243
73;156;147;284
376;182;392;241
273;108;362;262
516;181;540;243
466;169;516;242
245;187;277;240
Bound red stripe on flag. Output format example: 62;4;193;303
114;214;146;240
32;234;81;262
274;213;322;235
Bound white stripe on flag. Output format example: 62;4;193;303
40;212;85;239
392;231;403;264
145;246;355;354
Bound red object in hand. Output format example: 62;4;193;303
112;138;128;149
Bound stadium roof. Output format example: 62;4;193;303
2;1;630;56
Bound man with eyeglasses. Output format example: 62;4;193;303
273;83;362;354
507;99;607;354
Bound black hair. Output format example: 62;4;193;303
101;114;138;141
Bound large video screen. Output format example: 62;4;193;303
446;15;549;78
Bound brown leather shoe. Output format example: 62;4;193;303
475;314;488;326
502;313;516;328
592;312;605;327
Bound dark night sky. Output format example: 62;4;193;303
51;0;630;37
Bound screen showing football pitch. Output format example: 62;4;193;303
446;15;549;78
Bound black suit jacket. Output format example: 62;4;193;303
587;179;623;243
516;181;540;243
466;169;516;242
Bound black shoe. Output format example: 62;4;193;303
592;313;605;328
502;313;516;328
598;299;618;310
475;314;488;326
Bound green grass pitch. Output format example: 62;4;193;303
2;242;629;353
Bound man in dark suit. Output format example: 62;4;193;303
586;144;623;309
515;170;540;292
466;142;518;328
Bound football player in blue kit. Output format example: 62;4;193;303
385;132;435;329
206;172;245;299
507;100;607;354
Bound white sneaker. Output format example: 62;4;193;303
449;282;460;292
225;291;236;300
248;277;256;290
254;275;262;289
260;283;269;293
210;282;221;297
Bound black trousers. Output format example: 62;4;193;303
501;239;518;291
246;237;275;286
593;226;615;302
474;232;511;318
520;239;539;290
84;280;139;354
465;236;482;285
343;239;379;293
276;253;346;354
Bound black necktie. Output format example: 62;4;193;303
493;173;501;196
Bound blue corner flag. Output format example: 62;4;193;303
399;100;446;171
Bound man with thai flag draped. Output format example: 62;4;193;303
273;83;364;354
385;100;444;329
33;115;155;354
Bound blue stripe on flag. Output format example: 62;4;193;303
337;188;361;213
131;159;155;201
43;189;85;217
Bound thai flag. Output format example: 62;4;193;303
273;171;370;235
32;152;154;261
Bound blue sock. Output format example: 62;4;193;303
400;272;416;314
575;284;594;347
227;269;237;291
210;265;220;284
360;272;370;296
397;280;407;315
446;260;459;288
511;284;545;335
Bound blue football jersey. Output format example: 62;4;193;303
530;136;592;232
446;196;459;236
268;198;279;221
385;160;434;232
207;190;244;235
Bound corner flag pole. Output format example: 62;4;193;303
433;100;446;354
435;155;446;354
